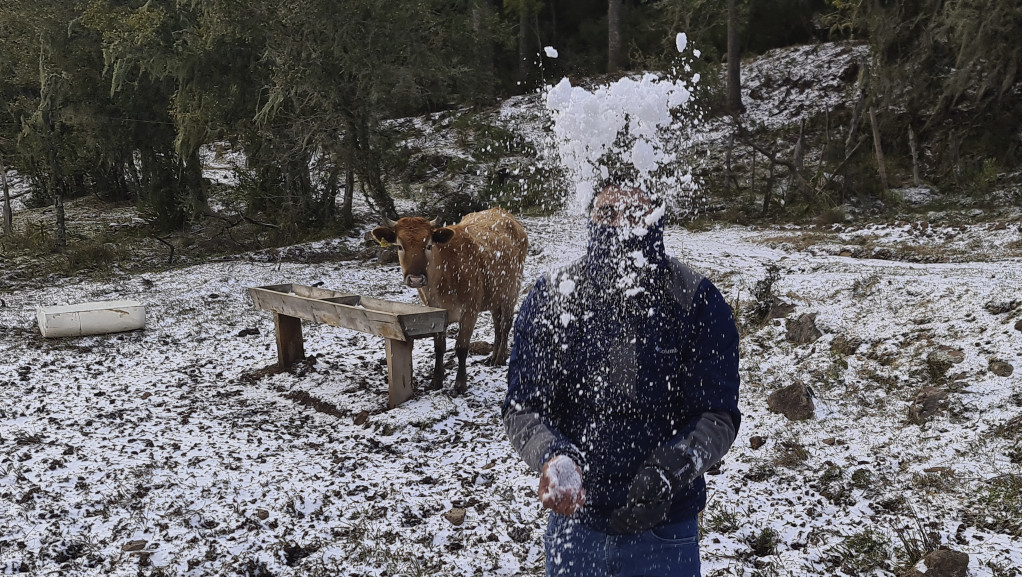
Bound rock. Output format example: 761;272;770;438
1015;319;1022;332
822;437;836;445
444;507;467;526
767;383;815;421
768;300;796;319
907;386;949;425
926;346;965;380
989;360;1014;377
984;300;1018;315
903;549;970;577
749;436;766;450
830;335;862;356
121;540;147;552
354;410;370;426
786;313;822;345
256;509;270;520
376;247;396;264
467;341;493;356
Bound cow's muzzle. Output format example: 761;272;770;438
405;274;427;288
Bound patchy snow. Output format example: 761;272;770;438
2;40;1021;577
2;213;1021;576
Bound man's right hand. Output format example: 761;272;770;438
539;455;586;516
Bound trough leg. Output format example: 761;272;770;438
274;313;305;368
385;337;414;408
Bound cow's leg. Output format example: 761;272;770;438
454;313;477;394
485;307;504;367
430;332;446;390
491;303;514;366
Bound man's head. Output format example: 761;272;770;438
590;185;661;229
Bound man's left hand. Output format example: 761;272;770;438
610;457;696;533
609;465;673;532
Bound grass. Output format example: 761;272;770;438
772;433;810;470
749;526;779;557
702;501;744;535
831;527;891;574
968;474;1022;537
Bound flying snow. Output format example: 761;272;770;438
544;46;559;59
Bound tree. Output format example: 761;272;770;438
727;0;744;114
608;0;623;72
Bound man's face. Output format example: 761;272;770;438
591;186;656;228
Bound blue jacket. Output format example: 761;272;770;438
502;220;741;532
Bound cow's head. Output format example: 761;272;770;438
371;216;455;288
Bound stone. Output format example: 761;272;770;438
354;410;370;426
907;386;949;425
121;540;147;552
926;346;965;380
984;300;1018;315
444;507;467;526
830;335;862;356
989;360;1014;377
749;436;766;450
1015;319;1022;332
256;508;270;520
822;437;836;445
767;383;815;421
376;247;396;264
902;549;969;577
467;341;494;356
786;313;822;345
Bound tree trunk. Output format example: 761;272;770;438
726;0;744;114
908;125;921;187
55;193;66;250
517;4;532;84
608;0;623;73
868;106;888;192
846;58;869;159
471;0;496;103
341;165;354;227
1;151;12;235
183;149;209;218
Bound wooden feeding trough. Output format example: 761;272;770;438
249;283;447;408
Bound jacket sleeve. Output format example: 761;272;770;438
502;277;584;474
647;279;741;484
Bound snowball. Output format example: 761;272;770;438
676;33;687;53
544;46;559;59
544;455;582;496
558;278;576;296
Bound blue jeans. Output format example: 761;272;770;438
544;513;700;577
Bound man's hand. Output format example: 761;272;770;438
539;455;586;516
610;459;694;533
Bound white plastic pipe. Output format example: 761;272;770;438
37;300;145;338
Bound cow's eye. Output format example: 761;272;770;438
425;244;433;252
396;245;404;252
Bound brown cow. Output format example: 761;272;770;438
371;208;528;393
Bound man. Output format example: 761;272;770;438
503;183;741;576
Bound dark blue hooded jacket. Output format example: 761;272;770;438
502;218;741;532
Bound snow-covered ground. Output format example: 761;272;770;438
2;213;1020;576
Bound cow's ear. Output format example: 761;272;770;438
371;227;396;247
432;227;455;244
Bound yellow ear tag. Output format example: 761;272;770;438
377;238;391;248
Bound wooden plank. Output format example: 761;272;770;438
250;286;445;341
357;296;447;338
274;313;305;368
385;337;414;408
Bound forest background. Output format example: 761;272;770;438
1;0;1020;265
